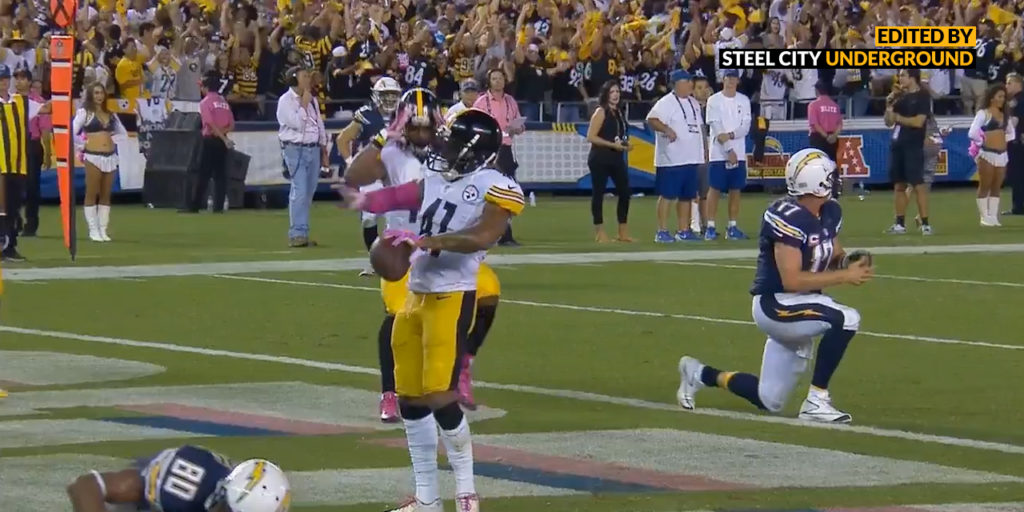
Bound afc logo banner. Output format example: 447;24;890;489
837;136;871;178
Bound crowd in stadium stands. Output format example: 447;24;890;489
2;0;1024;123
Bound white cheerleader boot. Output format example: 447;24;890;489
97;205;112;241
84;205;103;242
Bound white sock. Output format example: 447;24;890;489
439;416;475;497
707;220;716;228
404;414;440;505
988;196;1000;217
728;219;737;228
809;386;830;399
689;202;700;230
977;197;988;218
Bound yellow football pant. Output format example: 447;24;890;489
391;290;477;397
380;262;500;316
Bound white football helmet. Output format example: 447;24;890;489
220;459;292;512
372;77;402;115
785;148;836;198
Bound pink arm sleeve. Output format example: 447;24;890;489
361;181;421;214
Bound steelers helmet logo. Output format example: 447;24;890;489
462;185;479;202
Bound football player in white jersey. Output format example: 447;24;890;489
344;89;505;421
340;108;523;512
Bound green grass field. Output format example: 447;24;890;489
2;189;1024;512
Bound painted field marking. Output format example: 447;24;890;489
3;324;1024;456
660;261;1024;288
7;243;1024;281
211;274;1024;352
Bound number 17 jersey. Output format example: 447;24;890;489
410;168;524;293
750;197;843;296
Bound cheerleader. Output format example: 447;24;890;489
968;84;1016;227
73;82;126;242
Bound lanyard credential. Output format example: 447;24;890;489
673;94;700;134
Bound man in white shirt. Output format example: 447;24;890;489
445;79;479;123
705;69;752;240
646;69;707;242
277;67;328;248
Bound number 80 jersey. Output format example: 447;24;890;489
409;168;524;293
140;445;233;512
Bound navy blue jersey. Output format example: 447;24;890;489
750;198;842;296
140;445;232;512
353;103;388;151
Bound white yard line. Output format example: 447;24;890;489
7;243;1024;281
2;323;1023;456
661;261;1024;288
212;274;1024;352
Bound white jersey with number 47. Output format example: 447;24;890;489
409;168;524;293
379;139;425;233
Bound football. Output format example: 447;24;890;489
843;249;873;269
371;237;413;281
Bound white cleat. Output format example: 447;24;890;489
455;493;479;512
798;392;852;424
989;215;1002;227
676;356;705;411
359;267;376;277
981;216;998;227
386;498;444;512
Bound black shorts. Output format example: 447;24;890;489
889;144;925;186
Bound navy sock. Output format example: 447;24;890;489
362;226;378;251
896;215;906;227
725;373;767;410
378;316;396;393
468;304;497;356
811;328;856;390
700;365;722;387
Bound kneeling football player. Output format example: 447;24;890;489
676;148;874;424
339;108;522;512
67;445;291;512
344;89;499;420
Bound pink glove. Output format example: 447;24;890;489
382;228;421;247
969;139;981;159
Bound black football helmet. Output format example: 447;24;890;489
393;88;443;159
436;108;502;181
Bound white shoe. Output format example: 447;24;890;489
884;224;907;234
455;493;479;512
989;215;1002;227
386;498;443;512
798;392;852;424
676;356;705;410
359;267;376;277
981;216;998;227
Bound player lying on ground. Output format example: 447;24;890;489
344;90;501;420
676;148;874;424
338;108;524;512
67;445;291;512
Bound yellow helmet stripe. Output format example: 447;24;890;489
415;90;424;118
242;461;267;494
792;150;825;181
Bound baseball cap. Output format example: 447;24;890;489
670;69;692;83
0;64;10;79
460;78;479;92
722;69;740;78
